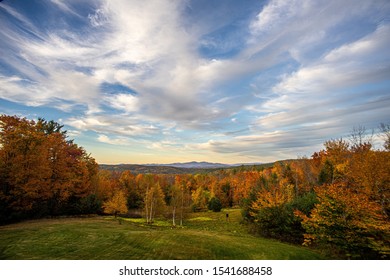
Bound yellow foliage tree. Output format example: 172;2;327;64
296;183;390;258
102;189;128;218
144;181;166;223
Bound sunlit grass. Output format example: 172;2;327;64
0;209;325;260
187;217;213;221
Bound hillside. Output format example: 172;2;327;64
99;162;275;174
0;209;324;260
99;164;210;174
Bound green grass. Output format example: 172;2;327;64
0;209;325;260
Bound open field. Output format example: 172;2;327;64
0;209;324;260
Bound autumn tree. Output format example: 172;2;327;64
211;176;234;208
320;138;350;183
191;186;210;212
162;175;189;226
0;115;98;223
96;170;118;202
247;168;304;242
347;149;390;218
102;189;128;218
297;183;390;259
177;175;193;226
0;116;51;217
119;171;143;209
231;171;263;208
144;179;166;224
168;182;181;226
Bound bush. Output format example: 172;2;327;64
250;192;318;244
208;197;222;212
76;194;102;214
289;192;318;216
253;204;304;243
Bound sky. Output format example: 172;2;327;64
0;0;389;164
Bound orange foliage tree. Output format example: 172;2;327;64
297;183;390;258
0;115;98;223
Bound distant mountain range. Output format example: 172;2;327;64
99;161;267;174
146;161;233;169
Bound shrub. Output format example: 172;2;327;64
250;192;318;244
253;204;303;243
208;197;222;212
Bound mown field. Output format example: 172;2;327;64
0;209;324;260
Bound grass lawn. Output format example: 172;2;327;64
0;209;325;260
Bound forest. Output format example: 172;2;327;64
0;114;389;259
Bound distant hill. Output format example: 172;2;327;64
99;161;271;174
99;164;211;174
147;161;232;169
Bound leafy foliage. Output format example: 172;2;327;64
208;196;222;212
102;189;128;218
0;115;98;223
297;183;390;259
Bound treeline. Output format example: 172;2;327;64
0;115;100;223
1;115;389;259
99;163;223;175
242;137;390;259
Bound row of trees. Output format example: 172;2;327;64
244;127;390;259
96;171;223;225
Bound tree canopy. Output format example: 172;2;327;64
0;115;98;223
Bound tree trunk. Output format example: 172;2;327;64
149;196;154;223
180;189;184;226
145;184;150;223
172;206;176;227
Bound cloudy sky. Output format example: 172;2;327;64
1;0;389;164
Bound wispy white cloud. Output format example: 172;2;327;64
250;0;309;34
104;93;139;114
274;25;390;95
50;0;84;18
97;134;132;146
257;24;390;132
231;23;389;158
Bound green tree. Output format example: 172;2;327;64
191;187;210;212
208;196;222;212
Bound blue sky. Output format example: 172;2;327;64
1;0;389;164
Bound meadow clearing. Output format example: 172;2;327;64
0;209;323;260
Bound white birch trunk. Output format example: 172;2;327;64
172;205;176;227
